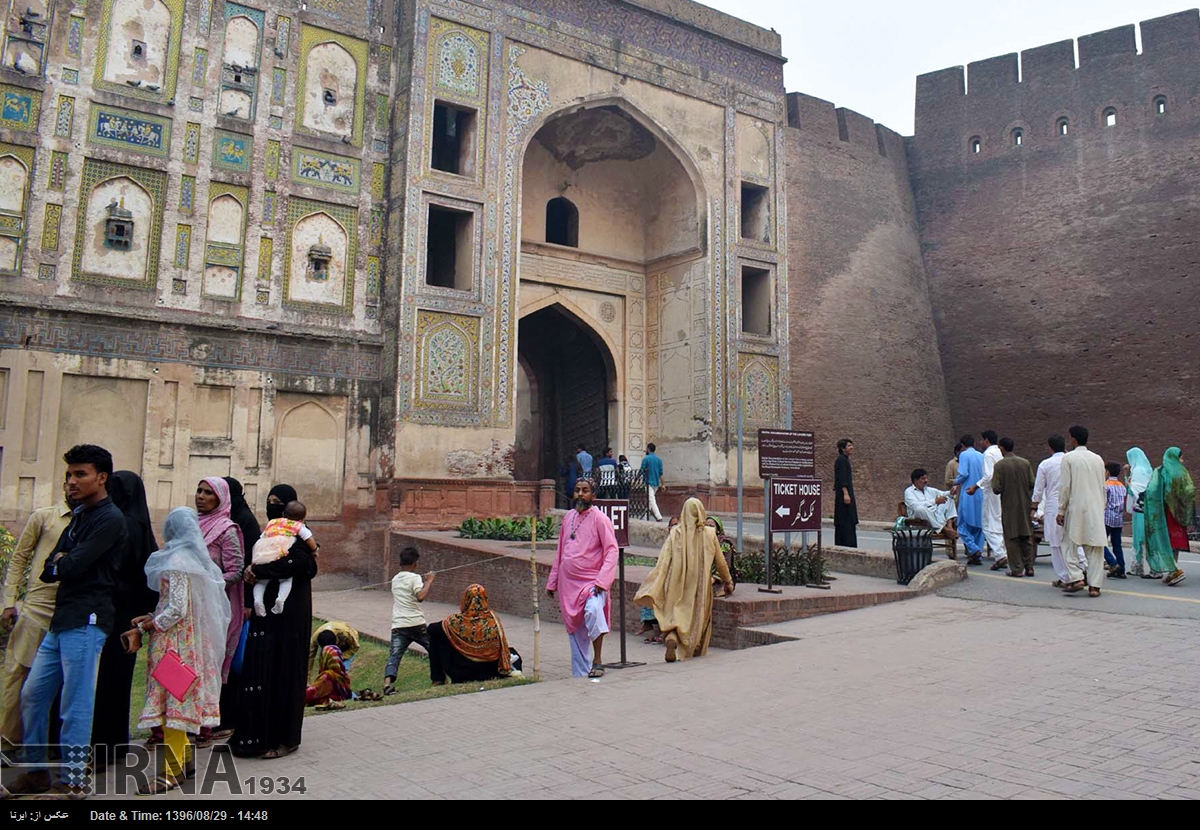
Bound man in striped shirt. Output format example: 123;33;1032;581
1103;462;1128;579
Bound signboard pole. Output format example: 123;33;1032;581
595;500;643;670
736;396;744;559
759;475;781;594
783;391;793;556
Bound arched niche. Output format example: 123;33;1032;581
0;155;29;214
273;395;345;518
0;154;28;272
207;194;245;245
84;176;154;282
224;15;260;68
302;41;356;139
288;211;349;306
521;101;706;264
102;0;172;89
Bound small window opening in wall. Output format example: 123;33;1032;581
431;101;478;177
104;198;134;251
131;40;146;60
307;240;332;282
741;265;771;336
545;197;579;247
970;136;981;154
1012;128;1023;147
322;89;336;106
234;73;243;84
426;204;474;291
740;182;770;243
1155;96;1167;116
1057;118;1069;137
1104;108;1117;127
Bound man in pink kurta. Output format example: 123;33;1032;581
547;478;619;678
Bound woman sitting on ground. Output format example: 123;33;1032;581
305;630;353;709
426;584;513;685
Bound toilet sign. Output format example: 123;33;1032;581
769;478;822;533
594;500;630;548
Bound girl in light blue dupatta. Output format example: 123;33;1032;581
1124;448;1153;577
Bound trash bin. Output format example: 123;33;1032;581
891;525;934;585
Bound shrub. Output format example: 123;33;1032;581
456;515;558;542
733;543;828;586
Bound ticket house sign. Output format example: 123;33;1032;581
769;478;822;533
758;429;816;478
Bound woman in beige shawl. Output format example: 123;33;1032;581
635;498;734;662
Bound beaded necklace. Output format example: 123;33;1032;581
568;507;592;540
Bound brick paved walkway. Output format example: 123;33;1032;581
99;595;1200;800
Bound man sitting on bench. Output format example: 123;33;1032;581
905;468;959;541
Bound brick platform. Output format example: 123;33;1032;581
391;531;960;649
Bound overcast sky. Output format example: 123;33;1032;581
700;1;1194;134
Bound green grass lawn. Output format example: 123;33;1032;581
128;618;530;735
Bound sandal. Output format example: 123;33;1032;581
1051;580;1065;588
137;774;181;796
1024;568;1035;577
209;727;234;740
357;688;383;702
1088;587;1101;597
643;634;663;644
1062;581;1086;594
261;745;298;760
587;664;605;678
664;634;678;663
1005;572;1023;578
382;683;396;696
193;735;214;749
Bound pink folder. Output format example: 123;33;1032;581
151;648;200;702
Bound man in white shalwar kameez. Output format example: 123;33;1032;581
966;431;1007;568
1057;425;1109;596
905;469;958;536
1031;435;1088;586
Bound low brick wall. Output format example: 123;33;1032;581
390;532;649;633
711;589;916;649
387;531;959;651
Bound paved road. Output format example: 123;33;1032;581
940;554;1200;620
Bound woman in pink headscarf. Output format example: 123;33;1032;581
193;476;245;746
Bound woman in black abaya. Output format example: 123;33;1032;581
230;484;317;759
213;477;261;738
92;471;159;765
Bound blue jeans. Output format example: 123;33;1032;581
384;625;430;680
21;625;107;787
1103;526;1125;572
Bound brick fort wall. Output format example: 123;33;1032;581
908;10;1200;471
785;93;956;521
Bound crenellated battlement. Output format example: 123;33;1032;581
914;9;1200;151
785;92;907;161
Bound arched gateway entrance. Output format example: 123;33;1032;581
514;305;617;485
513;99;706;490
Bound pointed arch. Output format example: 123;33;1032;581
519;93;710;227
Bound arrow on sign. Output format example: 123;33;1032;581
775;505;791;518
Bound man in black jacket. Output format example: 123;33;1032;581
10;444;127;799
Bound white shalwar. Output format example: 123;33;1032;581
904;485;958;532
569;591;610;678
1032;452;1087;581
977;444;1007;560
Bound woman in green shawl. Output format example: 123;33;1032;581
1124;448;1153;577
1144;447;1194;587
